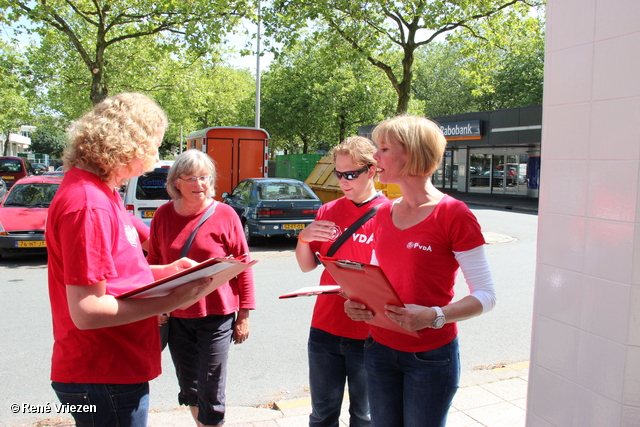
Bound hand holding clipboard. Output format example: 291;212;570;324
317;254;420;337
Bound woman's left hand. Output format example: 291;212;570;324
385;304;432;331
233;308;250;344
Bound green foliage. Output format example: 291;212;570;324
2;0;254;105
29;127;67;157
0;39;32;155
261;33;395;154
263;0;545;114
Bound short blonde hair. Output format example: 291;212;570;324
372;115;447;177
330;136;377;168
166;150;217;200
64;93;168;183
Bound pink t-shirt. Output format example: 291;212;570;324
146;201;255;318
46;167;161;383
371;195;486;353
309;195;388;340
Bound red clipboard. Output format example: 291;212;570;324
317;255;420;337
116;256;257;299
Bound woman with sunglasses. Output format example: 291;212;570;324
344;115;496;427
296;136;388;427
146;149;255;427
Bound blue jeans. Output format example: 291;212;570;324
51;381;149;427
308;327;371;427
168;314;234;427
364;336;460;427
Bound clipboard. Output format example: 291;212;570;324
116;256;257;299
317;255;420;337
279;285;342;299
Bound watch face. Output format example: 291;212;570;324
434;317;445;329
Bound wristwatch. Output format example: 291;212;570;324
432;306;445;329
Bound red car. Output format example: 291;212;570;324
0;174;63;257
0;156;35;190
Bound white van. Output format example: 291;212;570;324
123;160;174;226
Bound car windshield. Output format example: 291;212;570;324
4;182;60;207
0;159;23;173
135;168;170;200
258;182;316;200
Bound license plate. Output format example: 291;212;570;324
2;176;13;180
16;241;46;248
283;224;305;230
142;211;155;218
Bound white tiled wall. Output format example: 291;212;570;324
528;0;640;425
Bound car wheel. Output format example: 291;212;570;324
243;222;256;246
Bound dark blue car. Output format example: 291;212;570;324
222;178;322;245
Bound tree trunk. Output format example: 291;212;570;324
395;46;415;115
3;130;10;156
338;114;347;143
90;69;108;105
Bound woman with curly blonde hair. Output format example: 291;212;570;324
46;93;217;427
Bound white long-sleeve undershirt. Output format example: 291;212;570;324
454;245;496;313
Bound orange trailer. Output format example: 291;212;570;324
185;127;269;201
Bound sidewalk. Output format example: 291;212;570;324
147;362;530;427
443;190;539;214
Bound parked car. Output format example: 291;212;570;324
0;174;64;257
222;178;322;245
123;160;174;226
0;156;34;190
32;163;49;175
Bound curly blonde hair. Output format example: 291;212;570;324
372;115;447;177
63;93;168;183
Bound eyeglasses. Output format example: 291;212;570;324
178;175;210;184
334;166;370;181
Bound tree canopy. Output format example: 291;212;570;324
0;39;31;155
29;127;67;157
0;0;253;105
261;34;395;153
263;0;544;114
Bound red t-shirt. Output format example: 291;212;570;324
371;195;485;353
146;201;255;318
46;167;161;384
309;195;388;340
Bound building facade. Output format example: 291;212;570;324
359;105;542;199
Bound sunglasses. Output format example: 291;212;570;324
334;166;370;181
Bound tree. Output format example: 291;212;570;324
29;127;67;157
447;5;545;111
261;34;395;153
264;0;543;114
412;42;478;117
409;5;545;118
0;0;252;105
0;40;31;155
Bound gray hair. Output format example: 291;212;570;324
166;149;217;200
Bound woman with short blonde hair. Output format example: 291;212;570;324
371;115;447;177
346;115;496;427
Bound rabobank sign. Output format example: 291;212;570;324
439;120;482;140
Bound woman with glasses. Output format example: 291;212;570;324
147;149;255;427
344;115;496;427
295;136;388;427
